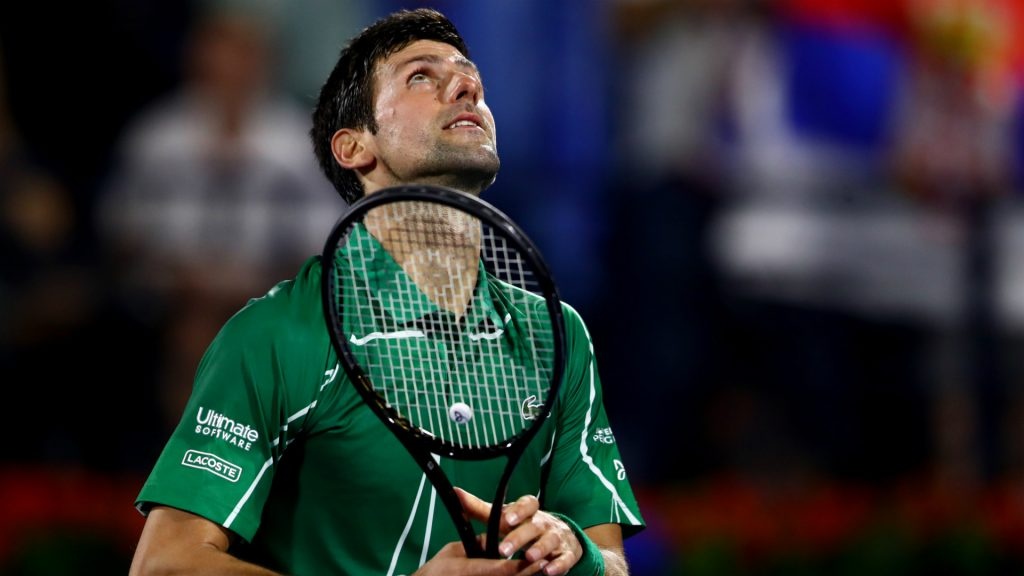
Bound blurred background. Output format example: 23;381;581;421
3;0;1024;573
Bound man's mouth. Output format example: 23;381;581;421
445;113;484;131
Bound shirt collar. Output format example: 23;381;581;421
340;223;504;330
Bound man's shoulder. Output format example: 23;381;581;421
198;256;331;400
557;300;590;342
221;256;325;342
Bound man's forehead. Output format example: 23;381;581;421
380;40;477;75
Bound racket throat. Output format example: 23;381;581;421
485;454;520;558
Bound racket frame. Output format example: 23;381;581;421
321;185;566;558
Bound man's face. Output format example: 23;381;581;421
366;40;499;194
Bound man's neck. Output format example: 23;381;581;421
363;175;490;198
364;201;481;318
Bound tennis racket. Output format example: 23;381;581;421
321;184;566;558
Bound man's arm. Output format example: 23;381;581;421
129;506;283;576
584;524;628;576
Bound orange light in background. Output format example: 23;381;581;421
907;0;1022;108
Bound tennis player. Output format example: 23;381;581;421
129;8;645;576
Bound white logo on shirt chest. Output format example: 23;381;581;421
521;395;544;420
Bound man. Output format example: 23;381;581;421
129;8;644;575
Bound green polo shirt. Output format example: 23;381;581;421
136;225;645;575
336;224;556;450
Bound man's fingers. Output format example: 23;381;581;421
497;518;545;559
432;541;469;559
439;494;591;576
501;494;540;529
513;559;550;576
497;510;582;574
454;487;492;522
416;541;531;576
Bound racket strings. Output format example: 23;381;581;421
335;201;554;450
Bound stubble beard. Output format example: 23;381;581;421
415;140;501;195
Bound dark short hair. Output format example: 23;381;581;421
310;8;470;204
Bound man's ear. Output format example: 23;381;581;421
331;128;374;170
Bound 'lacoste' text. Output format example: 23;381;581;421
182;450;242;482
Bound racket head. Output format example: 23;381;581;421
321;185;566;461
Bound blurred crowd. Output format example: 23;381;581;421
4;0;1024;571
603;0;1024;490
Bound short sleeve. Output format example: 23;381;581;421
542;305;646;537
135;279;327;542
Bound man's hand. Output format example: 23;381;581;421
455;488;582;576
411;541;532;576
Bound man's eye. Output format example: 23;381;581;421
409;72;430;84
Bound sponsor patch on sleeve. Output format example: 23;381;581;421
194;406;259;451
181;450;243;482
593;427;616;445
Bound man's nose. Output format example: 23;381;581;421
444;71;481;104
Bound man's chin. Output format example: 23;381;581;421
421;153;500;194
442;167;499;195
